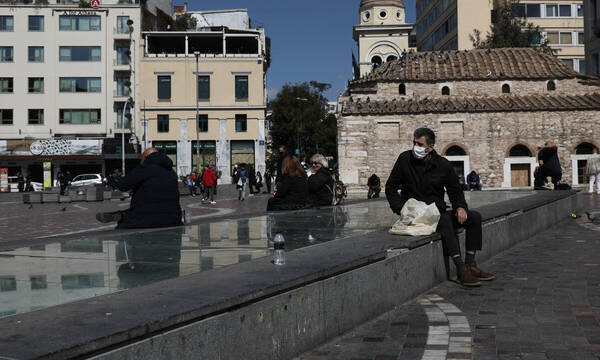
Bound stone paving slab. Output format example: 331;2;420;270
296;197;600;360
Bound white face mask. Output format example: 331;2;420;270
413;145;427;159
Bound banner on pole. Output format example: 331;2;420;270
0;168;8;192
43;162;52;189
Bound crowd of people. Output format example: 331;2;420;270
185;165;218;204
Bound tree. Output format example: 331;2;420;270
470;0;555;54
172;13;197;31
268;82;338;165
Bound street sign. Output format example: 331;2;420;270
91;0;100;8
259;140;265;146
43;162;52;189
295;149;300;155
0;168;8;193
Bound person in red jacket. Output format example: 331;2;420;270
202;164;217;204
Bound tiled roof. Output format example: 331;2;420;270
351;48;580;84
341;93;600;115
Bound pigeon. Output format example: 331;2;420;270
28;204;33;209
60;207;66;212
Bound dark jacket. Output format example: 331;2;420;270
115;152;182;229
308;167;333;207
467;172;480;185
270;175;308;210
385;150;467;214
538;147;562;174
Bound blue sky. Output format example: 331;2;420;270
188;0;416;101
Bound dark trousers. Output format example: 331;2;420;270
204;186;214;201
60;184;68;196
534;166;561;188
436;210;482;257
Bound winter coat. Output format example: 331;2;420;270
202;168;217;187
307;167;334;207
467;172;480;185
538;147;562;175
269;175;308;210
586;154;600;174
385;150;467;214
115;152;182;229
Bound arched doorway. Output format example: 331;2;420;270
443;145;470;183
504;144;535;188
571;142;599;186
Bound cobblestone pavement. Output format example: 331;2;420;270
296;196;600;360
0;193;270;247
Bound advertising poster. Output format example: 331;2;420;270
0;168;8;193
43;162;52;189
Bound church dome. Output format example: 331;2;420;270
360;0;405;8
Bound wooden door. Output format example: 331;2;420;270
511;164;530;187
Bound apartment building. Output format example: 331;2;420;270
415;0;585;73
139;9;269;183
0;0;169;183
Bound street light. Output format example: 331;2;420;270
194;51;200;171
295;97;308;158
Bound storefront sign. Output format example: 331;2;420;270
43;162;52;189
0;168;8;193
26;140;102;156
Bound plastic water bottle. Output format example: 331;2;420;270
273;233;285;265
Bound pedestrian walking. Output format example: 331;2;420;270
248;168;257;195
263;170;272;194
186;174;196;196
255;171;263;194
202;165;217;204
17;172;25;193
586;147;600;195
58;171;69;195
234;164;248;201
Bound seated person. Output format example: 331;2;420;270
467;170;482;191
96;147;182;229
534;141;562;190
367;174;381;199
267;156;308;211
386;128;495;287
307;154;334;207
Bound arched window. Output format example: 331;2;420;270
502;84;510;94
547;80;556;91
576;142;596;154
399;83;406;95
441;86;450;96
387;55;397;62
509;144;532;157
445;145;467;156
371;55;382;70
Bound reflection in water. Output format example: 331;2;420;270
0;192;533;319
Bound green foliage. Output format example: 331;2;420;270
470;0;555;54
172;13;197;31
78;0;91;8
268;82;338;165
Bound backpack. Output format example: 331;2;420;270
325;173;347;206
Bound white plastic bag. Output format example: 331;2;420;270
389;198;441;236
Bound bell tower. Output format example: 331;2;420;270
353;0;413;77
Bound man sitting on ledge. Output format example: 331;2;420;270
385;128;495;287
96;147;182;229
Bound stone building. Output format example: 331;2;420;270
338;48;600;195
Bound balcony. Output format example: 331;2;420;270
113;88;129;101
113;58;130;71
114;27;131;40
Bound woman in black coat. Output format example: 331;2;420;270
307;154;333;207
267;156;308;211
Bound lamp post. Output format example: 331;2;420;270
295;97;308;159
194;51;200;171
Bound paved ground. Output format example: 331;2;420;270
296;195;600;360
0;192;271;247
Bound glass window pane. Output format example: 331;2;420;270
90;16;100;30
91;47;101;61
235;76;248;100
198;76;210;100
78;17;90;31
59;16;72;30
547;32;559;44
526;4;540;17
559;4;571;16
578;32;585;45
59;47;70;61
513;4;526;17
90;78;101;92
158;76;171;100
546;4;558;16
578;4;583;17
560;32;572;44
562;59;574;68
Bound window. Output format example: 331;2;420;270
399;83;406;95
30;275;47;290
59;109;101;124
59;46;101;61
559;4;571;16
28;16;44;31
59;77;101;93
0;78;12;93
578;32;585;45
28;78;44;93
379;10;388;19
116;46;130;65
546;4;558;17
116;16;129;33
547;80;556;91
157;76;171;100
577;3;583;17
546;31;573;45
28;47;44;62
363;11;371;21
116;108;130;129
116;77;129;96
0;276;16;291
197;114;208;132
387;55;397;62
502;84;510;94
579;59;586;74
235;75;248;100
514;3;541;17
59;15;101;31
442;86;450;95
28;109;44;125
197;76;210;100
560;32;572;44
0;109;13;125
0;16;13;31
371;55;382;69
235;114;247;132
0;47;13;62
157;114;169;132
562;58;574;69
509;144;532;157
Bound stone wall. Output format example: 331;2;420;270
338;109;600;193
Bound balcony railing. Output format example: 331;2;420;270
114;88;130;97
113;58;130;66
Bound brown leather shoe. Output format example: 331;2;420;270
469;262;495;281
458;265;481;287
